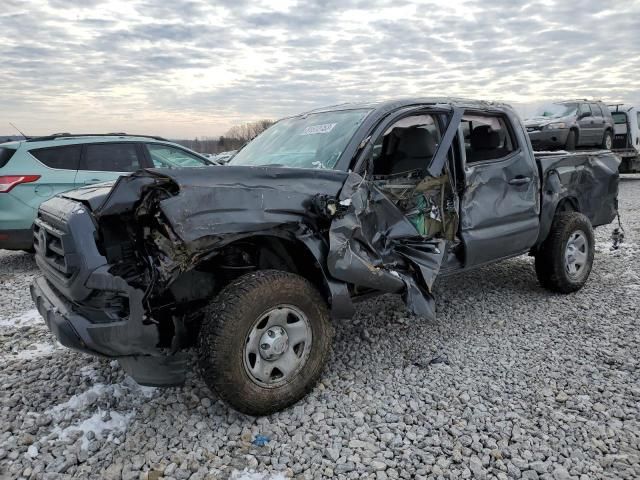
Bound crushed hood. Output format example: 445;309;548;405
92;165;449;320
60;181;117;211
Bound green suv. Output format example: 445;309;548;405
0;134;214;250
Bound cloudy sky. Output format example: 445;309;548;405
1;0;638;137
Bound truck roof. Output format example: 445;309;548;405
299;97;515;116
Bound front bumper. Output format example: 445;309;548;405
31;275;106;356
31;275;187;387
527;128;570;150
30;195;187;386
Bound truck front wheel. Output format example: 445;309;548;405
534;212;595;293
197;270;333;415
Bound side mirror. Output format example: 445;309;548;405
578;111;591;119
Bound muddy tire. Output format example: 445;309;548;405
534;212;595;293
565;130;577;151
197;270;333;415
601;129;613;150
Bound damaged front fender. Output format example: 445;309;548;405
327;173;447;319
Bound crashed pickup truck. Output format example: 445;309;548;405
31;98;620;415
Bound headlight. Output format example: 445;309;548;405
545;122;567;130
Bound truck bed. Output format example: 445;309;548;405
534;149;620;244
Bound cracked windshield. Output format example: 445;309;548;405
229;109;371;169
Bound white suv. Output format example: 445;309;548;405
609;104;640;173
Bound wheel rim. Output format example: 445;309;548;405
243;304;312;387
605;134;612;149
565;230;588;279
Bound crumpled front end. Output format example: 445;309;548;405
30;193;187;386
32;163;458;385
31;166;355;386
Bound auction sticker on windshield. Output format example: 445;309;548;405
301;123;336;135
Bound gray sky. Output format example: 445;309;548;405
1;0;638;137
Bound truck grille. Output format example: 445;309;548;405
33;212;79;280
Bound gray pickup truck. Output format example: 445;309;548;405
30;98;620;415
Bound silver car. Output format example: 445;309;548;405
525;100;614;151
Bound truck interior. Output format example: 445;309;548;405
368;111;517;248
460;114;516;163
369;113;459;245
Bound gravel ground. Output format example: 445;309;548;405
1;178;639;480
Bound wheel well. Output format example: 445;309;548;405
557;197;579;213
197;235;330;304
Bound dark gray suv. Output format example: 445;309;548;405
525;100;614;151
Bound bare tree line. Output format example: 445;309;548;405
173;119;275;154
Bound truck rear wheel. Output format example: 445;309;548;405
534;212;595;293
197;270;333;415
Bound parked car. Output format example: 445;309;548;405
609;104;640;173
30;99;620;415
524;99;614;151
212;150;237;164
0;134;214;250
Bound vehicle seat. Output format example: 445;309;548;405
390;127;437;174
468;125;507;162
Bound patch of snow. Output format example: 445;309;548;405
0;309;42;328
14;341;62;360
49;375;156;419
79;365;100;381
25;445;38;459
42;374;156;450
596;241;639;256
53;409;134;450
230;470;287;480
51;384;112;416
120;375;157;399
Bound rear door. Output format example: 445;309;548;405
26;144;81;201
0;144;81;235
589;103;606;143
458;111;540;266
74;142;145;185
577;103;596;145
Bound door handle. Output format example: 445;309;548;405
509;176;531;185
83;179;102;184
